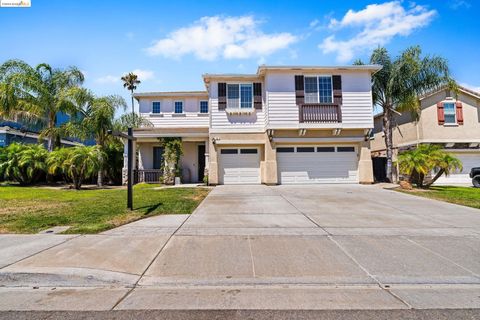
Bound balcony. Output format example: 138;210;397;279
299;104;342;123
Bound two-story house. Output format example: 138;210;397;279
128;65;381;185
371;85;480;184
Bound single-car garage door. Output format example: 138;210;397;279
219;148;261;184
277;146;359;184
435;152;480;184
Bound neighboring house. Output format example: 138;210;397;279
127;65;381;185
0;115;83;148
370;85;480;184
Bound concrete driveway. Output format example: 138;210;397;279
1;184;480;313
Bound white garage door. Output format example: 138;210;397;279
435;152;480;184
219;148;261;184
277;146;359;184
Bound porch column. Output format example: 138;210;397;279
358;140;374;184
204;139;209;183
208;137;219;185
121;138;137;185
264;138;278;185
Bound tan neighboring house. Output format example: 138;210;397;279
370;86;480;184
125;65;382;185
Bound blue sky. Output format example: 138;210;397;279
0;0;478;115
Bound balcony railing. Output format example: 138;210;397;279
134;169;163;184
299;103;342;123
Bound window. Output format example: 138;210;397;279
337;146;355;152
221;149;238;154
227;84;253;109
304;76;333;104
240;149;257;154
153;147;164;169
297;147;315;153
200;101;208;113
174;101;183;114
277;147;295;153
444;102;456;124
152;101;161;114
317;147;335;152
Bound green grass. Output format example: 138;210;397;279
0;183;210;234
398;186;480;210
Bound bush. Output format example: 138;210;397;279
0;143;47;185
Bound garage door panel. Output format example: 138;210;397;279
219;150;261;185
277;146;358;184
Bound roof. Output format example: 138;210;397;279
133;91;208;99
202;64;383;81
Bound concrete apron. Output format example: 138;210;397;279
0;184;480;312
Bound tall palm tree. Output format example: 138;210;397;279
67;88;126;186
0;60;84;151
357;46;454;182
121;72;141;115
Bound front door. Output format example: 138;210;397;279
198;145;206;182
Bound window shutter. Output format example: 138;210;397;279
437;102;445;125
218;83;226;110
294;75;304;105
455;101;464;125
253;82;262;110
332;75;342;105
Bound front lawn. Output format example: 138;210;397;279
398;186;480;210
0;184;210;234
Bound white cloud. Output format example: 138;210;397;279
449;0;470;9
95;75;119;84
131;69;155;81
319;1;436;62
95;69;155;85
460;83;480;92
145;15;298;61
309;19;320;28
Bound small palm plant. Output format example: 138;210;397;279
0;143;48;185
48;146;104;190
397;145;462;188
121;72;141;115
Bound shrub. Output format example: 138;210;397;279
0;143;47;185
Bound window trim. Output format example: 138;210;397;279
226;82;254;109
174;100;184;114
442;101;457;125
304;75;333;104
199;100;209;114
152;101;161;114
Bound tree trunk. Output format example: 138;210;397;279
97;170;103;187
47;116;56;152
383;107;394;182
131;93;135;116
425;169;445;187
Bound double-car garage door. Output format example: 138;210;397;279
277;146;358;184
218;145;359;185
435;152;480;184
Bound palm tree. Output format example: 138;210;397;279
0;143;48;185
113;112;152;131
356;46;454;182
0;60;84;151
397;144;462;188
121;72;141;115
67;88;126;186
48;146;103;190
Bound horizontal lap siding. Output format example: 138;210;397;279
341;92;374;128
210;81;267;131
141;113;209;128
266;72;374;129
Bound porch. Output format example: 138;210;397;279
123;127;209;185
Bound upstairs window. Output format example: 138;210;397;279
200;101;209;113
174;101;183;114
443;102;456;124
227;84;253;109
152;101;161;114
304;76;333;104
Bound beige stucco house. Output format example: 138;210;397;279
124;65;382;185
370;86;480;184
